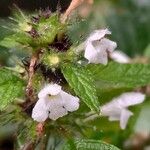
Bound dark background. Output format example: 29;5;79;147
0;0;71;17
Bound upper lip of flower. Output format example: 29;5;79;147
38;84;62;99
87;28;111;42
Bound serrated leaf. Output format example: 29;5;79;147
62;64;100;112
63;139;120;150
87;62;150;90
0;68;25;110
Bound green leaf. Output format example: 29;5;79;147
87;62;150;90
0;36;20;48
62;64;100;112
63;139;120;150
0;68;25;110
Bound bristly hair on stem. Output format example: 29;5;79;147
26;49;42;101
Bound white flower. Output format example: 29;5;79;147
101;92;145;129
110;50;130;63
84;28;117;65
32;84;79;122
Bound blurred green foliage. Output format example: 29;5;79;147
106;0;150;56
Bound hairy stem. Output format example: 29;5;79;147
26;50;41;101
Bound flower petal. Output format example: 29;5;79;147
87;29;111;42
46;94;66;110
85;41;108;64
101;105;121;118
120;109;133;129
61;91;80;112
115;92;145;108
92;40;109;65
100;38;117;53
38;84;61;99
110;50;130;63
84;42;98;62
103;92;145;110
96;50;108;65
32;99;49;122
49;106;68;120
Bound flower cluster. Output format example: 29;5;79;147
32;84;79;122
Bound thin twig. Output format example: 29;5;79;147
61;0;93;23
